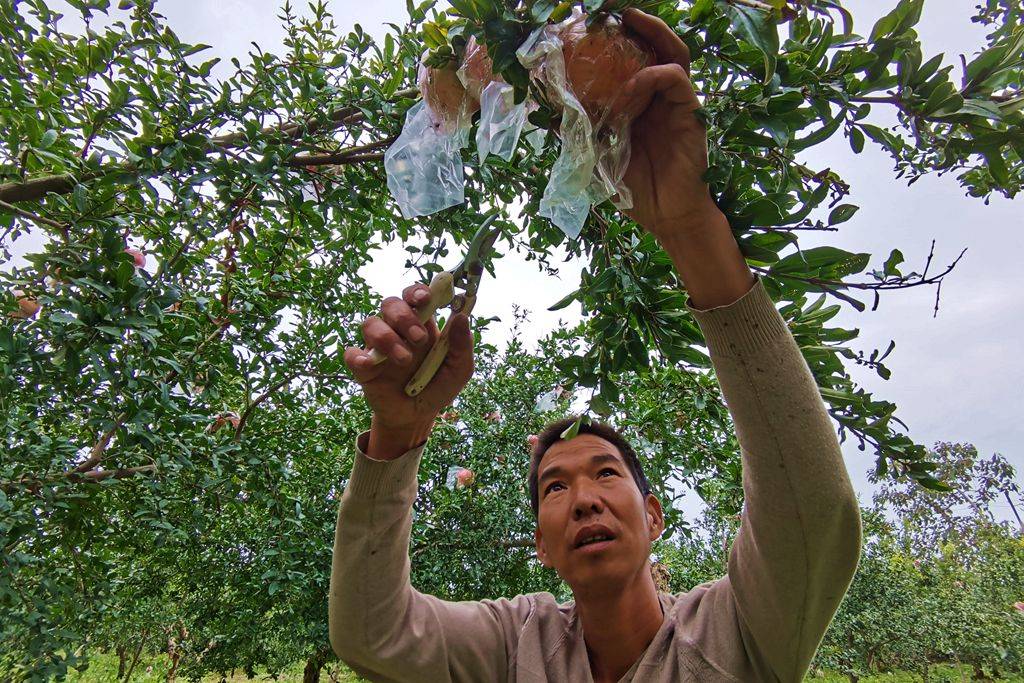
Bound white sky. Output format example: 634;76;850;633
11;0;1022;524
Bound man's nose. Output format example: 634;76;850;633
571;483;605;519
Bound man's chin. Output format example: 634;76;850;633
563;562;631;596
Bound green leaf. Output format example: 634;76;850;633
587;268;618;296
791;109;844;152
530;0;558;22
548;289;579;311
805;21;833;69
916;476;954;493
869;0;923;43
883;249;904;276
772;245;866;275
828;204;859;225
690;0;715;23
560;414;591;440
931;99;1003;121
849;127;865;154
722;2;779;83
72;184;88;212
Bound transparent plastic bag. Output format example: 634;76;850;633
386;44;531;218
534;388;559;413
516;8;644;239
475;80;531;163
384;99;469;219
384;55;475;219
446;465;475;490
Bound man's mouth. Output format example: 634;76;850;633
574;534;616;551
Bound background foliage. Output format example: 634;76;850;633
1;0;1022;679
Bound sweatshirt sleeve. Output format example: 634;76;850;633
328;430;533;683
686;278;862;682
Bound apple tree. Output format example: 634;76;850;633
2;0;1022;678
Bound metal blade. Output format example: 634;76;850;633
449;212;501;293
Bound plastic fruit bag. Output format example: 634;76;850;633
446;465;475;490
385;55;475;219
516;8;652;239
456;36;531;163
475;80;531;163
384;99;469;219
387;40;538;218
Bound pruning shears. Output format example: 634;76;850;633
367;213;502;397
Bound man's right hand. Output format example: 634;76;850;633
344;283;475;460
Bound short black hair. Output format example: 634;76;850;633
528;416;653;517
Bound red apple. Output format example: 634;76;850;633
1014;601;1024;613
559;12;655;123
125;247;146;269
419;59;473;130
455;468;475;488
460;35;499;103
9;289;41;319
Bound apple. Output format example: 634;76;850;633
419;59;473;130
559;12;655;124
455;468;475;488
9;289;41;319
1014;601;1024;613
125;247;146;269
527;434;539;448
459;35;499;102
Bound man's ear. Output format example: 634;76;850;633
646;494;665;542
535;527;552;568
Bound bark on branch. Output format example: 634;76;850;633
2;464;157;493
0;88;417;205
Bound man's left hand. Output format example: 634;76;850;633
610;8;723;242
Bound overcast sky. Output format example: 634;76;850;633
19;1;1023;523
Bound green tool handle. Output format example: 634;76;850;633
404;292;476;397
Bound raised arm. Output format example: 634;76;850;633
615;9;861;680
330;287;531;682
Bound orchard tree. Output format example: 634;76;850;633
2;0;1022;679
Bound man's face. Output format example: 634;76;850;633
534;434;664;594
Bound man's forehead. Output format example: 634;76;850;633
539;435;623;477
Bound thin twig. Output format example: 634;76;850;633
286;151;385;167
725;0;779;13
1;464;157;492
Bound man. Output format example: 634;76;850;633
330;8;861;682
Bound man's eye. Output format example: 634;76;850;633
599;468;617;477
545;482;564;495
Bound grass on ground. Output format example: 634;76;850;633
67;653;1024;682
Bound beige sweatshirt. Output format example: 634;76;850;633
329;278;862;682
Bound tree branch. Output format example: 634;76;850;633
724;0;780;13
286;151;385;167
0;88;417;205
2;464;157;492
288;136;397;166
0;198;69;231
